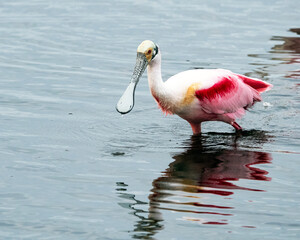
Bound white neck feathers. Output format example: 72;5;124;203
146;51;176;114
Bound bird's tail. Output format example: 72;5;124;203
236;74;273;93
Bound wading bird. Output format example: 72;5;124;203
116;40;272;134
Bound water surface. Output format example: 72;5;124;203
0;0;299;239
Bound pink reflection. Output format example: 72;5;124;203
157;148;272;196
203;221;228;225
148;134;272;223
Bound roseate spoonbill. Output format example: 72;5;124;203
116;40;272;134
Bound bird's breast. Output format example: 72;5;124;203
151;90;174;115
181;82;201;106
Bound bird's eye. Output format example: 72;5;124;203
147;49;152;54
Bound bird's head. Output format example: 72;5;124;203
116;40;159;114
137;40;159;63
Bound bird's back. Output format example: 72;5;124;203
164;69;235;96
165;68;271;95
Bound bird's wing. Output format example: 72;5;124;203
194;72;264;117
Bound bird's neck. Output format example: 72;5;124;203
147;52;164;95
147;51;174;114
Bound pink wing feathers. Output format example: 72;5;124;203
195;72;272;119
235;74;273;93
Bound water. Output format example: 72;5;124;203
0;0;299;239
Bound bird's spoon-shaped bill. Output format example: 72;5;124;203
116;53;148;114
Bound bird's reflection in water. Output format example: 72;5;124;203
116;131;272;239
116;182;163;239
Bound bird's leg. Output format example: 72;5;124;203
232;122;242;132
189;122;201;135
